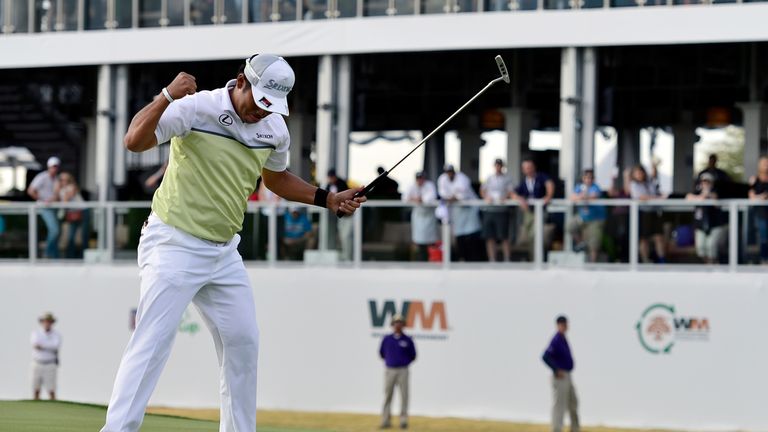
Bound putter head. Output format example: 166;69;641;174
495;55;510;84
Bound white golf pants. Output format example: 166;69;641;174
102;214;259;432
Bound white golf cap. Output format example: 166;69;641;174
47;156;61;168
243;54;295;116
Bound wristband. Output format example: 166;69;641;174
161;87;174;103
314;188;329;208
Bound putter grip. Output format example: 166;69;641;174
335;172;388;218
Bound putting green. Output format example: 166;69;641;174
0;401;328;432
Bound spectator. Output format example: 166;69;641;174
143;160;168;195
696;154;730;190
542;315;579;432
568;169;606;263
749;156;768;264
480;159;512;262
368;166;401;228
258;181;286;259
282;206;314;260
325;168;353;261
511;159;555;258
402;171;439;261
686;173;726;264
369;166;400;200
437;165;484;261
379;314;416;430
27;156;61;258
56;171;87;258
31;312;61;401
629;164;667;263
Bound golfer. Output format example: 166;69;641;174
101;54;365;432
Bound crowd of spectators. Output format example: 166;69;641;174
17;152;768;265
390;153;768;265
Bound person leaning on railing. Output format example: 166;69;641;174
511;159;555;260
686;173;726;265
55;171;87;259
749;156;768;264
568;169;606;263
629;163;667;264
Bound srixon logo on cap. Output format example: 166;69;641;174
264;79;292;93
259;97;272;108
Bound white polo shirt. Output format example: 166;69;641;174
29;172;58;202
152;80;290;242
31;329;61;363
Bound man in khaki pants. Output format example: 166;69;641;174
379;314;417;429
31;312;61;400
542;315;579;432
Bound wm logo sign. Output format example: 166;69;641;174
369;300;448;331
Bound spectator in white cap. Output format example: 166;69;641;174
402;171;439;261
27;156;61;258
437;164;484;261
102;54;366;432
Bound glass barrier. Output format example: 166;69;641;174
191;0;215;24
364;0;416;15
8;0;29;33
247;0;270;22
580;0;604;7
139;0;164;27
84;0;106;29
336;0;357;16
454;0;479;11
361;205;417;262
484;0;538;11
165;1;186;26
0;209;29;259
276;205;321;262
33;0;79;32
221;0;244;23
0;0;759;33
112;206;150;261
115;0;133;28
302;0;327;19
741;202;768;266
421;0;447;13
543;0;572;9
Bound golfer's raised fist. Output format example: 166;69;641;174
166;72;197;100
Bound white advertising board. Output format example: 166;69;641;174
0;264;765;431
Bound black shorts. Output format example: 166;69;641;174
640;211;663;236
482;210;510;241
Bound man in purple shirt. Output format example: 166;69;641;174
542;315;580;432
379;314;417;429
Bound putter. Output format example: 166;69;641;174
337;55;511;218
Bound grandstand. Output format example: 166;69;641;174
1;1;768;431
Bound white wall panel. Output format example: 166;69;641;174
0;264;766;430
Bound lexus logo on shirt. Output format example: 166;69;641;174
218;114;233;126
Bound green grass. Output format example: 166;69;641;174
0;401;330;432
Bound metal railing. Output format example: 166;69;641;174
0;0;762;34
1;198;768;271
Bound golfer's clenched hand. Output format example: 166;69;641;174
330;187;367;216
166;72;197;100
